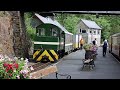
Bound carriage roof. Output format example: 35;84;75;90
35;13;73;35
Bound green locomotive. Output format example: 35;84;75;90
31;13;73;62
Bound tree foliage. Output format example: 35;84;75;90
55;14;120;41
24;12;36;40
24;12;120;41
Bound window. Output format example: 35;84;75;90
82;30;86;33
52;29;58;37
40;28;45;36
80;29;81;33
36;29;39;36
90;30;92;33
94;30;96;34
98;30;100;34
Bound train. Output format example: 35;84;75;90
108;33;120;60
30;13;82;63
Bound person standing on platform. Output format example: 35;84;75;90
103;39;108;56
93;38;98;46
80;38;84;50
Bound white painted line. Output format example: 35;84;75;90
34;42;59;45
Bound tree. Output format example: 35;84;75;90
55;13;120;41
24;12;36;40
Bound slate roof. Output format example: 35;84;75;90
35;13;73;35
81;19;102;29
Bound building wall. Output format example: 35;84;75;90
77;20;101;46
77;21;88;43
87;28;101;46
77;21;89;34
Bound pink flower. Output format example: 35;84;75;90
30;66;34;71
16;75;20;79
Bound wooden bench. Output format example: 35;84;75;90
29;65;71;79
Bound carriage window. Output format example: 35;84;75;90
82;30;86;33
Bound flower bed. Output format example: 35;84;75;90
0;54;33;79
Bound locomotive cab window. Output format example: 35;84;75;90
36;28;45;36
52;29;58;37
61;31;65;37
36;29;39;36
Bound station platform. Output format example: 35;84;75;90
42;47;120;79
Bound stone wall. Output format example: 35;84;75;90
0;11;29;58
0;11;14;57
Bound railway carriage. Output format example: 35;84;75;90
31;13;73;62
109;33;120;60
54;20;73;54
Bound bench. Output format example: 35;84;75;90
29;65;71;79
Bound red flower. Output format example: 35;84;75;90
13;63;19;69
4;64;14;72
3;63;8;67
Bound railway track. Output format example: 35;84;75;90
27;55;64;74
28;62;52;73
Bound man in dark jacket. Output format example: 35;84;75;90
103;39;108;56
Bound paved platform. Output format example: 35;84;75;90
42;47;120;79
